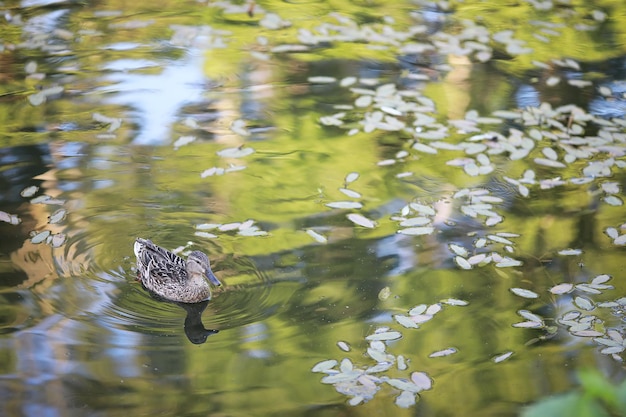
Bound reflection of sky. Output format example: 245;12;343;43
515;84;540;108
100;51;206;146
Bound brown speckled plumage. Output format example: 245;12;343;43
134;238;221;303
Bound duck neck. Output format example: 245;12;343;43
187;272;210;301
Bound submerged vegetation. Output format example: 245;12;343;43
0;0;625;416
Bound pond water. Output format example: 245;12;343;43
1;1;625;416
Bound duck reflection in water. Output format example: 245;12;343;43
178;300;219;344
134;238;222;344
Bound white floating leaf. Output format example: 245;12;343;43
546;76;560;86
394;314;419;329
411;372;432;390
345;172;359;184
355;95;373;107
454;256;472;270
534;158;566;168
575;284;601;295
308;76;336;83
468;254;487;265
306;229;327;243
410;314;433;324
510;288;539;299
28;92;46;106
366;363;393;373
399;217;431;227
194;231;218;239
365;331;402;341
238;228;267;237
409;203;435;216
574;296;595;311
340;358;353;373
604;195;623;206
219;222;241;231
50;233;66;248
426;303;441;315
412;142;438;154
487;235;514;245
312;359;338;373
449;244;468;257
397;355;407;371
30;195;65;205
217;146;255;158
48;208;66;224
367;347;390;363
550;283;574;294
592;274;611;285
230;119;250;136
475;238;487;248
408;305;427;316
31;230;51;244
495;258;522;268
386;379;422;393
339;188;361;198
395;391;416;408
463;163;480;176
512;321;544;328
173;135;196;149
429;347;457;358
601;346;625;355
518;310;543;323
321;371;362;384
347;213;376;229
441;298;469;306
571;330;604;337
0;211;20;225
558;248;583;256
200;167;221;177
196;223;219;230
600;182;620;194
398;227;434;236
492;351;514;363
326;201;363;209
20;186;39;197
348;396;364;406
340;76;357;87
568;79;593;88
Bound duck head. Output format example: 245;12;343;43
187;251;222;286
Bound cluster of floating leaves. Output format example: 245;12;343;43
318;77;624;188
605;223;626;246
195;219;268;239
505;273;626;362
20;186;67;248
312;298;489;407
307;172;378;243
198;140;255;178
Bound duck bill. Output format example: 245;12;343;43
206;270;222;286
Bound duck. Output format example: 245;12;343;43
133;238;222;303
